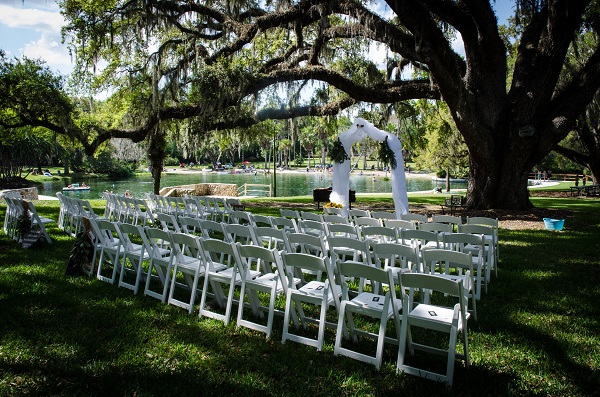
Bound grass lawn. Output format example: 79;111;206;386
0;195;598;396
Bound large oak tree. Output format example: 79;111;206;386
4;1;600;208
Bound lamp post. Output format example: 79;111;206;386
272;136;277;197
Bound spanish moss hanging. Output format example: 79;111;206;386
329;138;350;164
379;136;397;170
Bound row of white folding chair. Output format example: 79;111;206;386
89;217;471;380
287;248;473;380
56;192;101;236
4;196;55;244
331;242;473;382
92;219;217;312
264;219;474;281
463;217;499;274
103;193;153;226
92;221;278;330
2;194;25;240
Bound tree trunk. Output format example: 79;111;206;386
445;167;450;192
467;141;533;210
148;130;167;195
588;157;600;185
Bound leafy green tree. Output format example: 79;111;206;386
279;138;292;168
414;102;469;177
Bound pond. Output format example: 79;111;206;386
40;170;466;199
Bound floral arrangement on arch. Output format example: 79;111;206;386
378;136;397;170
324;202;343;209
329;138;350;164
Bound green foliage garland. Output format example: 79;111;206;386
15;214;31;239
66;231;94;276
329;138;350;164
379;136;397;170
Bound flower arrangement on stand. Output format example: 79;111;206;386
324;202;343;209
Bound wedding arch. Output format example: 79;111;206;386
329;118;409;216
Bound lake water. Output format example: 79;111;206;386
41;171;466;199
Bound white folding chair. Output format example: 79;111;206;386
334;262;400;369
323;206;344;216
353;217;382;227
116;223;151;294
328;235;374;293
143;228;175;302
300;211;323;222
280;208;300;220
400;229;440;250
384;219;416;231
419;222;453;234
431;214;462;233
26;201;55;244
271;216;299;233
286;232;329;282
372;242;422;279
95;220;123;284
236;244;298;339
199;219;225;240
325;223;359;240
348;209;371;221
252;226;291;252
459;223;497;280
198;238;259;324
156;212;181;233
168;232;217;313
178;216;203;236
360;225;398;246
464;217;499;275
297;219;327;238
323;214;350;225
222;222;256;246
182;196;205;219
249;214;273;228
229;210;252;225
443;232;486;300
422;248;477;322
399;212;429;225
281;252;342;351
397;272;470;387
371;210;397;221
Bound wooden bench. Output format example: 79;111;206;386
570;184;600;197
440;195;466;216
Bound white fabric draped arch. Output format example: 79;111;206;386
330;118;408;217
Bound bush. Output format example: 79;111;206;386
163;156;180;166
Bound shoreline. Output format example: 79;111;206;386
161;166;436;180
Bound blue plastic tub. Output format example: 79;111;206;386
543;218;565;231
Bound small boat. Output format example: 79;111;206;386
63;183;91;192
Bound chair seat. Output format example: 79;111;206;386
408;303;469;330
348;292;396;316
216;267;261;283
247;272;300;292
297;281;342;301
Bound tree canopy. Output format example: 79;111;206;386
3;1;600;208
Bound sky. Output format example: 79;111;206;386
0;0;516;78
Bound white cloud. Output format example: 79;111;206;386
0;3;72;74
0;4;64;33
22;33;72;71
